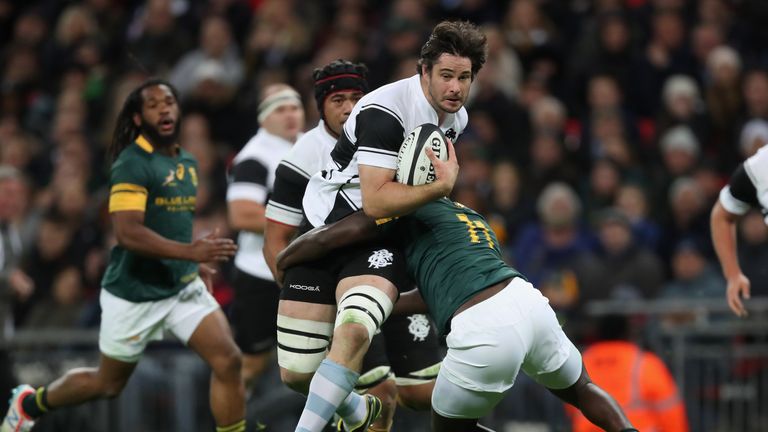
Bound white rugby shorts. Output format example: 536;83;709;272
99;277;219;362
433;277;582;418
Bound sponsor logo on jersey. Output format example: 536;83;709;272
368;249;394;269
154;195;196;212
289;284;320;292
407;314;430;342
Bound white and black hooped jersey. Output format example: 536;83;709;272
719;144;768;224
227;129;299;280
302;74;467;227
265;120;337;227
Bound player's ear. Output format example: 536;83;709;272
132;113;141;127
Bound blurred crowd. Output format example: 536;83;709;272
1;0;768;340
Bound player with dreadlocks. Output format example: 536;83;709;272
1;79;247;432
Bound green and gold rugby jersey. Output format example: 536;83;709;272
101;135;200;302
380;198;524;336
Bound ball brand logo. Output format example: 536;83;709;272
425;134;442;183
289;284;320;292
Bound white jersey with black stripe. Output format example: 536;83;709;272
302;74;467;227
719;144;768;224
228;128;299;279
265;120;336;227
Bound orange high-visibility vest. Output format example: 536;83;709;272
567;341;689;432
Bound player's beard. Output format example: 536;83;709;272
139;117;180;149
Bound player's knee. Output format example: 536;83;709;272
210;347;243;380
397;382;434;411
333;322;371;351
280;368;312;394
335;285;394;343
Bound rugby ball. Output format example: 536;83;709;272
395;124;449;186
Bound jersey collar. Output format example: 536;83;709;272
135;135;154;153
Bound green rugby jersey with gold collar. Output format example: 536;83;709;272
101;135;200;302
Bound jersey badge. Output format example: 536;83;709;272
407;314;430;342
445;128;457;140
163;169;176;186
368;249;394;269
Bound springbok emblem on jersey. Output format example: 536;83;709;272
368;249;393;269
407;314;430;342
162;169;175;186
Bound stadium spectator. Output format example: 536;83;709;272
169;16;243;100
23;266;85;329
513;182;601;315
615;183;661;251
589;208;664;301
0;167;31;400
567;315;689;432
738;118;768;159
661;239;724;300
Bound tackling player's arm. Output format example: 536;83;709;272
112;211;237;262
275;211;378;284
391;288;428;315
359;140;458;219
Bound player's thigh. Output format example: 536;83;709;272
382;313;443;409
278;262;337;375
336;243;412;302
431;371;505;420
518;280;582;390
440;286;530;395
229;268;281;354
98;288;171;363
164;277;222;345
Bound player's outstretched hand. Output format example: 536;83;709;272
426;138;458;197
726;273;751;317
191;228;238;263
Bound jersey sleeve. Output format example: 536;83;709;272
108;157;151;213
719;164;758;215
265;163;309;226
355;107;405;170
227;158;269;204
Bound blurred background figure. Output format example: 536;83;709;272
567;315;689;432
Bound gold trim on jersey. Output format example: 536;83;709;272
109;183;148;212
135;135;154;153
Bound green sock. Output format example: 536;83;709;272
216;419;246;432
21;387;49;418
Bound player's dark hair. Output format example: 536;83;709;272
109;78;179;162
417;21;487;78
312;59;369;118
